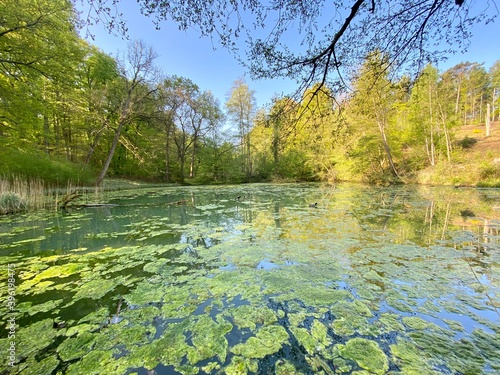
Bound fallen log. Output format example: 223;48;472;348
58;192;81;209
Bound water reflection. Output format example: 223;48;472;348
0;183;499;374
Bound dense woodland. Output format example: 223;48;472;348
1;0;500;188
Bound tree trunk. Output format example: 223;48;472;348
189;142;196;178
486;103;491;137
246;133;252;182
430;126;435;166
493;88;496;122
179;153;185;184
377;121;400;179
164;122;171;182
95;120;125;187
85;121;107;165
455;81;461;115
44;114;50;154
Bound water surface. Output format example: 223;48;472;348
0;183;499;374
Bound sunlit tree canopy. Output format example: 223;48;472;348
81;0;498;94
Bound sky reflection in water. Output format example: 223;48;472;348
0;183;499;374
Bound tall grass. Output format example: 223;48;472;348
0;176;46;214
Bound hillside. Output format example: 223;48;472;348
416;121;500;187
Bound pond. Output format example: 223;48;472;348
0;183;499;374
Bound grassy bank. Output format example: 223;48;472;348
415;122;500;187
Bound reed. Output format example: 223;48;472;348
0;176;47;214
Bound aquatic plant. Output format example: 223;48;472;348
336;338;389;374
0;191;26;214
0;184;498;374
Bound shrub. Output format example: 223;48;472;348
455;136;478;149
0;192;26;214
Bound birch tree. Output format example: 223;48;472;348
225;78;256;181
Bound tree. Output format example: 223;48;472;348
95;40;159;186
491;60;500;121
0;0;86;143
187;91;223;179
294;85;348;182
166;78;223;183
408;64;441;165
83;0;497;96
156;76;187;182
225;78;256;181
78;46;120;165
348;51;402;181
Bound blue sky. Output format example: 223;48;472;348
77;2;500;109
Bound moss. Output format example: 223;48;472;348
174;364;199;375
121;306;160;322
157;323;191;366
78;307;110;325
113;324;155;346
330;300;377;336
443;319;464;332
331;316;370;336
3;185;500;375
143;258;171;274
160;288;196;319
385;296;414;313
288;312;308;327
28;262;87;281
306;355;336;374
201;362;220;372
279;284;351;307
337;338;388;375
472;329;500;370
363;269;387;284
331;300;373;317
311;320;330;346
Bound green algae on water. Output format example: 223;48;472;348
336;338;389;374
231;325;289;359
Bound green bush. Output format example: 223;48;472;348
455;136;478;149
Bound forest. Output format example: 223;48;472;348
1;0;500;191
